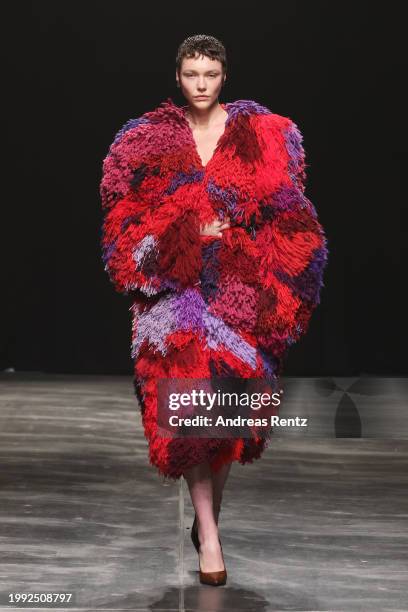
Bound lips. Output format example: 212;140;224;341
194;96;209;99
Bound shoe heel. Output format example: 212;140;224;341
191;514;200;553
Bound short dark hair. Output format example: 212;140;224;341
176;34;227;75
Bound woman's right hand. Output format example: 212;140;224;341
200;216;230;238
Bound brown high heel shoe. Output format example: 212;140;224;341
198;539;227;586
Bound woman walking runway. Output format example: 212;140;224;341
100;34;328;585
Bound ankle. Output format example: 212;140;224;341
197;522;219;543
199;530;220;548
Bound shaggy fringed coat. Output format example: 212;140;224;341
100;97;328;480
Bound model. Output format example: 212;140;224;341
100;34;329;586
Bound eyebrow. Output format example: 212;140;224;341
182;69;220;73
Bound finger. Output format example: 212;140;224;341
215;220;230;229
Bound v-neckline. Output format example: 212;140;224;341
181;102;230;171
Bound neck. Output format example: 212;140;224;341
184;99;226;128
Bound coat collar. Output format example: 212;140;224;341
143;97;273;170
150;96;272;125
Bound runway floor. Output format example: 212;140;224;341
0;372;407;611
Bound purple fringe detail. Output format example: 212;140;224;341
132;235;157;269
207;179;240;221
225;99;272;122
166;169;205;195
202;311;258;370
113;117;150;145
275;244;328;303
283;121;305;181
131;294;177;358
173;288;206;333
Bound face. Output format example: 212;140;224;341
176;53;226;109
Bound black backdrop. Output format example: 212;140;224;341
3;1;407;375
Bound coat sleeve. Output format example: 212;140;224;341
99;117;205;297
253;117;329;358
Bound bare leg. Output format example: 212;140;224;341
183;460;224;572
211;462;232;525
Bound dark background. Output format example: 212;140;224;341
3;1;407;376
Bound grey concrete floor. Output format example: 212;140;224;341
0;372;407;612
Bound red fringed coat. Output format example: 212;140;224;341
100;97;328;480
